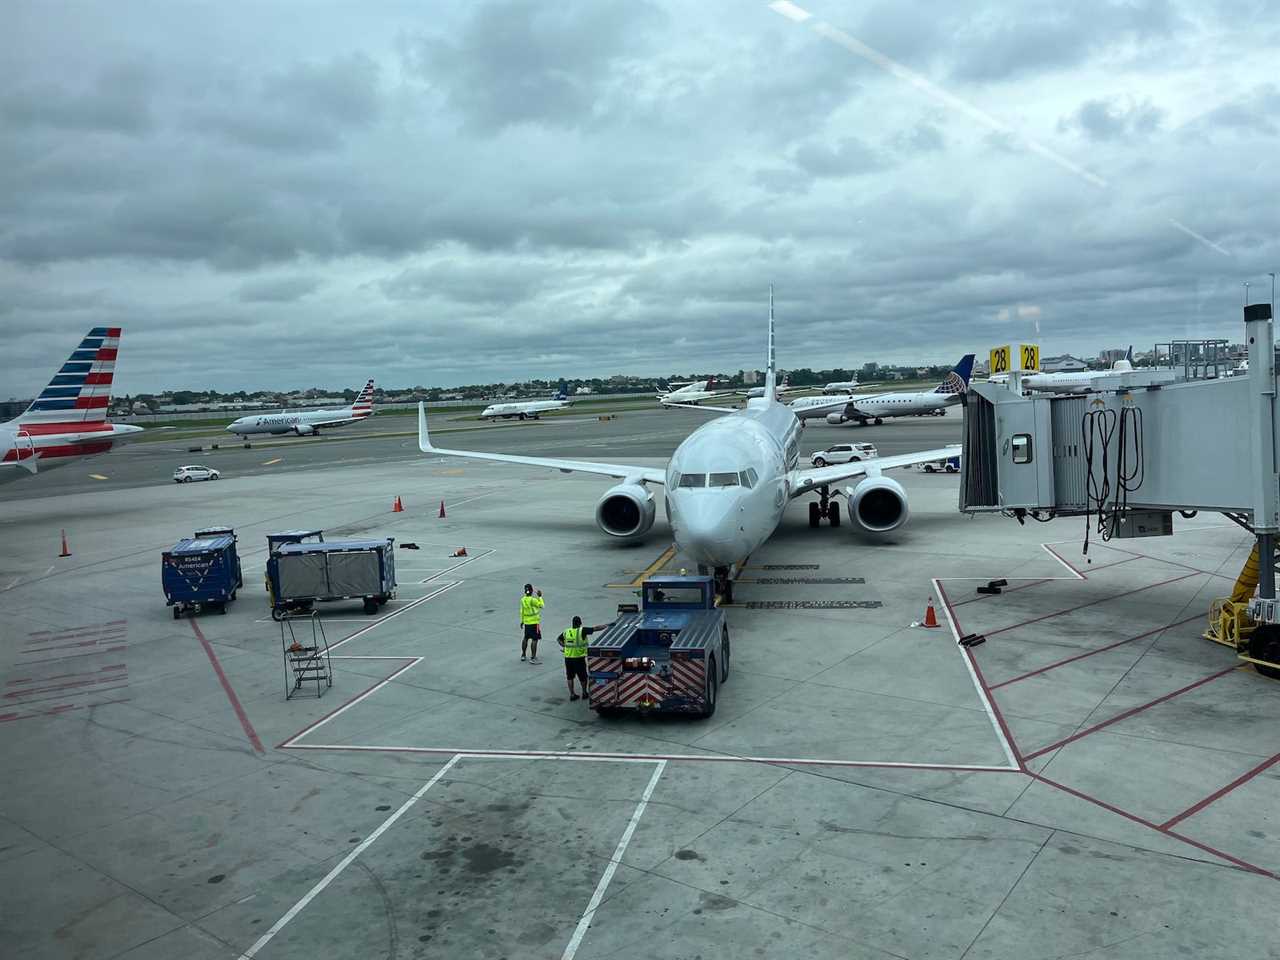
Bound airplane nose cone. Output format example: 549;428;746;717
675;494;741;566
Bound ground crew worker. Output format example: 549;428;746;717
558;615;607;701
519;583;544;663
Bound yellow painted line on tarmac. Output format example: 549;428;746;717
262;457;283;465
89;473;108;480
605;544;679;587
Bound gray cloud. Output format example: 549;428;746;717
0;0;1276;396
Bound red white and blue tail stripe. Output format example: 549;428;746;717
19;327;122;425
351;379;375;418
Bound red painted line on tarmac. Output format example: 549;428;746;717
19;645;128;665
1029;772;1276;878
27;619;126;640
990;614;1205;689
23;634;127;653
189;619;264;754
1042;545;1140;579
936;581;1025;769
0;697;132;723
1160;750;1280;830
7;684;131;708
4;674;129;699
1022;666;1238;761
981;572;1199;640
1101;545;1237;580
6;664;126;686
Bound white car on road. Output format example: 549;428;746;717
809;443;878;467
173;465;221;483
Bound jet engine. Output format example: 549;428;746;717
825;412;848;425
595;483;656;539
292;424;316;436
844;475;909;533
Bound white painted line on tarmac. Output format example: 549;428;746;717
933;576;1020;770
561;760;666;960
279;657;424;747
421;548;495;583
236;754;460;960
327;582;461;652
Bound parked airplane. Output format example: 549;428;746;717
480;381;571;420
226;379;374;437
822;355;975;426
418;290;958;599
658;378;734;407
1021;347;1134;394
1;327;143;484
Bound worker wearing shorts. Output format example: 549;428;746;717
558;616;605;702
520;584;544;663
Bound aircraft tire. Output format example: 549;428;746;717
518;412;527;420
808;501;821;528
828;501;841;527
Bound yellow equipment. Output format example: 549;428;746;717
1204;544;1280;678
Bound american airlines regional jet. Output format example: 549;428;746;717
1;328;143;484
418;291;959;599
226;379;374;437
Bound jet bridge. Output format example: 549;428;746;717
959;304;1280;677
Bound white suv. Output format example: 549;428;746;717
810;443;877;467
173;465;221;483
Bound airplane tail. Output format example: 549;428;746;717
554;379;569;401
1125;345;1134;363
763;286;777;404
351;379;375;418
16;328;121;427
933;354;976;395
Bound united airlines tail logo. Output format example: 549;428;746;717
935;371;966;395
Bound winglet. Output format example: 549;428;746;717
418;402;433;453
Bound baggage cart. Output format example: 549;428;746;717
266;538;396;620
162;534;241;618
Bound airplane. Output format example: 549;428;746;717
1020;347;1135;394
226;379;374;437
742;375;801;400
657;378;736;408
823;379;862;394
417;289;959;600
1;327;144;484
822;355;975;426
480;381;571;421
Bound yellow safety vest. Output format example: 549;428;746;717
520;595;544;624
562;626;588;658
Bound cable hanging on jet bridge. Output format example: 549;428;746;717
1080;398;1144;557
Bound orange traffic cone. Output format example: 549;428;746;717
392;496;403;513
58;529;72;558
438;500;446;518
922;597;940;629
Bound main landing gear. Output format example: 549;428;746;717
808;486;842;528
713;566;734;604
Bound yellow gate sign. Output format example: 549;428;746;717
989;345;1012;374
1019;343;1040;371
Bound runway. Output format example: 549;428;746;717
2;404;963;501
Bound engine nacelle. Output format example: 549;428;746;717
595;483;656;539
293;424;316;436
844;475;909;533
825;412;848;425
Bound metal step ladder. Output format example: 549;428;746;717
281;612;333;699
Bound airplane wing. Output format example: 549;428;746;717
662;401;740;413
787;445;962;497
417;403;666;484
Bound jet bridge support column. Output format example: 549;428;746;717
1246;302;1279;623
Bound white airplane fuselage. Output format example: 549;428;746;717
480;399;568;420
227;407;367;436
788;394;857;421
823;381;860;394
664;397;801;568
847;391;956;420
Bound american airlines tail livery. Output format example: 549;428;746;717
226;379;375;437
1;328;144;484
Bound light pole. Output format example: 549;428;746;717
1245;281;1251;306
1270;272;1276;316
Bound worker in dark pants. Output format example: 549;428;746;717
520;583;544;663
557;616;607;701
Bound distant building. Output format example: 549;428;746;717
744;370;759;385
1041;355;1089;374
1097;348;1128;366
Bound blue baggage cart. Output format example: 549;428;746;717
163;534;241;618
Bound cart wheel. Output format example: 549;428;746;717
172;607;181;620
701;661;718;718
218;603;227;615
363;598;378;614
595;706;621;719
1250;625;1280;680
271;607;284;622
720;628;731;683
230;590;237;601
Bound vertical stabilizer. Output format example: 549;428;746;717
764;285;777;403
17;328;121;426
351;379;375;418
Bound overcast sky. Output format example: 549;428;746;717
3;0;1278;396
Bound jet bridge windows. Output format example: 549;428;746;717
1011;433;1033;464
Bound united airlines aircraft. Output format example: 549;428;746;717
226;379;374;437
419;291;958;599
1;328;143;484
820;355;975;426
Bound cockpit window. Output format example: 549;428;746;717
707;472;739;488
677;473;706;488
743;468;759;487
